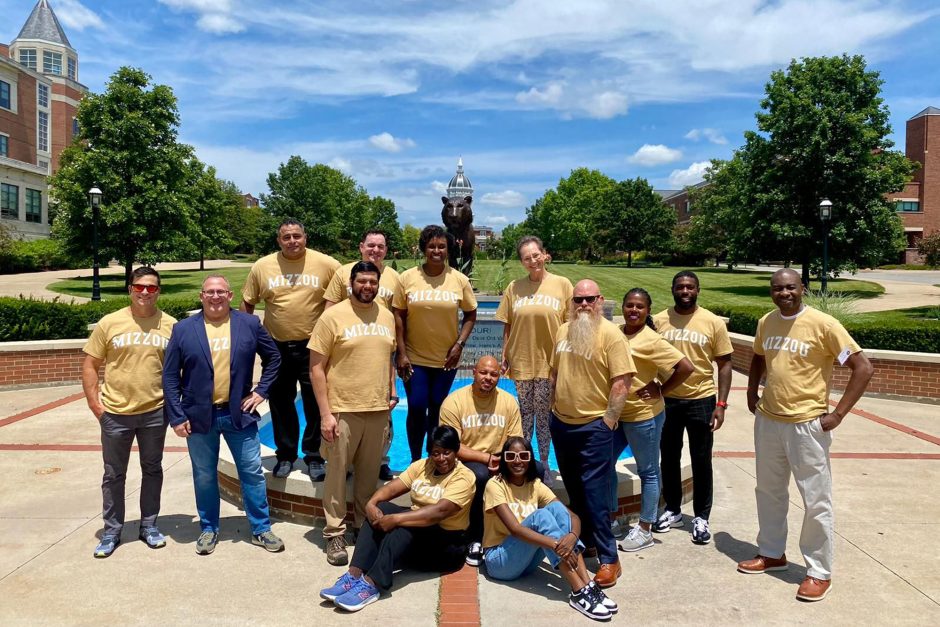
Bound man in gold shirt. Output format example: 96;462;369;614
241;219;341;482
740;269;872;602
550;279;635;588
324;229;402;480
310;261;399;566
439;355;527;566
82;267;176;558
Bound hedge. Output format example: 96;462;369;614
0;239;87;274
0;296;201;342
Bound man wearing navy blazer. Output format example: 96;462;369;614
163;275;284;556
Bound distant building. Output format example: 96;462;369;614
243;193;260;208
474;225;494;250
0;0;86;240
446;157;473;199
657;183;707;225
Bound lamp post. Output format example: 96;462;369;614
88;186;102;301
818;198;833;295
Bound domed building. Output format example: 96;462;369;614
446;157;473;199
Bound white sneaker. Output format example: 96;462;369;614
617;525;654;552
465;542;483;567
691;517;712;544
653;509;683;533
569;588;611;621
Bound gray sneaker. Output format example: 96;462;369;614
252;530;285;553
273;460;293;478
308;459;326;482
326;535;348;566
195;530;218;555
617;525;654;552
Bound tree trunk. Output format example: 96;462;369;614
124;258;133;288
627;250;633;268
801;254;811;288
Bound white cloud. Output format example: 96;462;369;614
431;181;448;194
55;0;104;30
628;144;683;166
584;90;628;119
369;132;416;153
159;0;244;34
196;13;244;34
327;157;352;173
480;190;526;208
516;82;564;106
483;215;510;225
685;128;728;145
668;161;711;187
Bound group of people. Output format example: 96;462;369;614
82;219;874;620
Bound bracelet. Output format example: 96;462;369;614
716;400;728;409
456;340;466;348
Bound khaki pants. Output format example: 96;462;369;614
321;410;389;538
754;410;834;580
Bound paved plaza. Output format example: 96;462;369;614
0;371;937;625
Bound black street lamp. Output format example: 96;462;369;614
819;198;833;295
88;185;102;301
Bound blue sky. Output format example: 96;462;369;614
3;0;940;230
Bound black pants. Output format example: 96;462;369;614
350;502;466;590
269;340;321;464
661;396;716;520
464;459;546;543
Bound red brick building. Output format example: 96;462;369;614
0;0;85;240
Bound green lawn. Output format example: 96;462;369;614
48;260;884;313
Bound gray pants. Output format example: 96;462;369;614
100;408;168;536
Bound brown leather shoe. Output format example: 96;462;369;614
737;554;788;574
796;576;832;601
593;561;622;588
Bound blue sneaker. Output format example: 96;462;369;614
94;535;120;558
320;571;359;602
334;577;380;612
138;526;166;549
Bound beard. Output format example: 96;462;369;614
568;310;601;357
352;285;377;304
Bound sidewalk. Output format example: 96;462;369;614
1;370;937;625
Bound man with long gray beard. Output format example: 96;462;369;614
550;280;635;588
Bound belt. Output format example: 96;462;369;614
212;402;229;411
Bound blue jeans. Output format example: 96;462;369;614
484;501;584;580
403;365;458;461
610;410;665;524
186;407;271;535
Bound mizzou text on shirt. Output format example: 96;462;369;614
323;261;402;310
618;325;685;422
204;318;231;404
495;272;573;380
83;308;177;415
397;458;476;531
241;249;341;341
654;307;733;400
307;300;397;413
439;385;523;455
754;306;861;423
482;476;556;548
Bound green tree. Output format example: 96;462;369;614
401;224;421;259
184;164;241;268
495;222;526;259
726;54;913;285
368;196;403;255
602;177;677;266
917;231;940;268
50;67;196;286
220;181;269;256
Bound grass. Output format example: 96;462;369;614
48;260;885;313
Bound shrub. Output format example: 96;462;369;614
916;230;940;268
0;239;87;274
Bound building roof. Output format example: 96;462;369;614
447;157;473;198
15;0;73;49
910;106;940;119
655;189;681;199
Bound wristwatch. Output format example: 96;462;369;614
457;340;466;348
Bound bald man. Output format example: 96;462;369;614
740;269;872;602
550;280;635;588
439;355;526;566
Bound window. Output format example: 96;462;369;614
19;49;37;70
72;117;80;138
0;135;7;157
38;83;49;108
25;189;42;224
67;57;76;80
38;159;48;171
0;80;10;110
685;200;692;214
38;111;49;152
1;183;18;220
43;51;62;75
895;200;920;212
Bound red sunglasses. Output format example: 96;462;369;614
131;284;160;294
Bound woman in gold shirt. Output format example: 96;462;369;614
394;225;478;461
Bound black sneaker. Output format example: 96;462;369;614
653;509;683;533
465;542;483;567
691;517;712;544
379;464;394;481
569;588;611;621
588;581;618;614
273;460;292;478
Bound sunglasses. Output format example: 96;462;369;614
572;295;600;304
503;451;532;462
130;284;159;294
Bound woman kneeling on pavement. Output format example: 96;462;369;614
483;437;618;622
320;425;475;612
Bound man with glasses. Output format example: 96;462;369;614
83;267;176;558
550;280;634;588
241;219;340;482
439;355;525;567
163;275;284;555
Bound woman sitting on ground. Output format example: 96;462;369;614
482;437;618;622
319;425;475;613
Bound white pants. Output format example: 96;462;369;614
754;410;834;580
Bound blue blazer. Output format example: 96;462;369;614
163;309;280;434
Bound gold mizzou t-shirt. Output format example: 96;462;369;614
495;272;573;380
83;307;177;415
482;476;557;548
619;325;685;423
241;249;341;341
307;300;396;413
205;318;232;404
754;306;861;424
397;459;476;531
654;306;733;400
392;265;477;368
551;317;636;425
323;261;402;311
439;385;523;455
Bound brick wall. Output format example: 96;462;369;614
0;340;86;388
729;333;940;402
